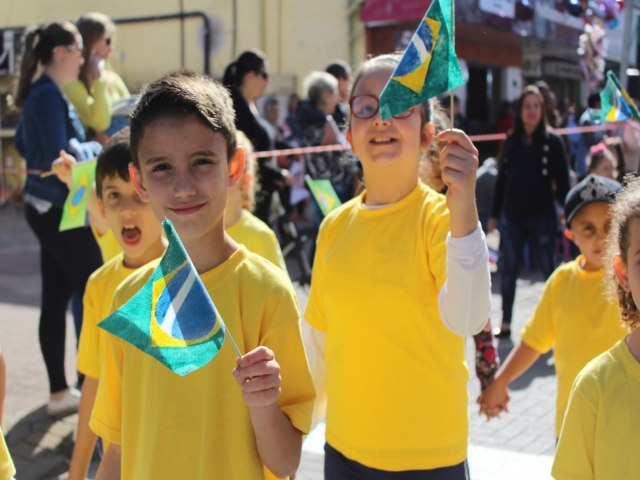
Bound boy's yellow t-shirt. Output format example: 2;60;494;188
553;339;640;479
305;182;469;471
227;210;286;271
90;226;122;263
520;256;627;436
91;247;315;480
0;428;15;480
78;252;135;378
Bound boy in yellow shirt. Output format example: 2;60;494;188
90;72;315;479
479;174;628;438
66;128;166;480
225;131;286;271
553;176;640;479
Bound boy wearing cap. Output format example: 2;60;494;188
478;174;628;438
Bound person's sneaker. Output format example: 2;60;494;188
46;388;81;416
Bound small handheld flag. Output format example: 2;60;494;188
600;71;640;122
99;219;241;376
59;159;96;231
305;175;342;216
378;0;464;121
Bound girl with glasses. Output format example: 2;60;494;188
64;12;130;143
305;53;491;479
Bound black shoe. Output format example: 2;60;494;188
493;327;511;339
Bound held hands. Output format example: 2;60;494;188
476;379;510;419
438;129;479;237
233;346;282;407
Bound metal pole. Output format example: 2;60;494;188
619;2;633;88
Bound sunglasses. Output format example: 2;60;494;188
258;71;269;80
349;95;415;120
105;37;112;46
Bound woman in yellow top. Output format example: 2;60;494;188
64;12;129;142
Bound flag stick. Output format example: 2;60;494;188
449;0;455;130
222;322;243;358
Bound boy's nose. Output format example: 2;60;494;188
173;171;197;198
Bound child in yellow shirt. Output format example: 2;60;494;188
553;175;640;479
91;71;314;479
479;174;627;439
306;53;490;477
65;128;166;480
225;131;286;271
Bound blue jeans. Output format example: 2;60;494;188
324;443;470;480
499;209;558;325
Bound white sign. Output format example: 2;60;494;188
479;0;516;19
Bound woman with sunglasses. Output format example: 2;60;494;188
64;12;129;143
14;21;103;417
224;49;287;224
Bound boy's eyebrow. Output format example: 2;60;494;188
142;151;221;165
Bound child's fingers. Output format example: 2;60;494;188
239;372;281;393
237;345;274;369
233;359;280;385
437;129;479;157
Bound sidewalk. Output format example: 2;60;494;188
0;205;555;479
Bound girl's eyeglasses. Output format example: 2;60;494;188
105;37;112;46
349;95;415;120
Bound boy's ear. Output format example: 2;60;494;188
128;163;149;201
346;129;353;150
420;122;435;153
228;146;245;187
614;254;630;292
564;228;575;242
96;197;105;217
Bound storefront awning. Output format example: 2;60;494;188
359;0;432;26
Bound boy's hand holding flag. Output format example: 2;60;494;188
99;219;241;376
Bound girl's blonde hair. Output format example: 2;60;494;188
236;131;258;211
605;175;640;329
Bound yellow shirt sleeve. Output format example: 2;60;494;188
78;274;101;378
0;428;15;480
553;378;597;480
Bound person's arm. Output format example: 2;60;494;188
234;346;303;479
67;377;99;480
478;341;541;417
65;79;113;132
34;89;75;167
436;129;491;335
95;444;121;480
550;135;571;204
0;349;5;426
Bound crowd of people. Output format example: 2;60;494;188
1;11;640;480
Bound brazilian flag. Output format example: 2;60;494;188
379;0;464;121
600;71;640;123
99;220;229;376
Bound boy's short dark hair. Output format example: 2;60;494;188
129;70;237;166
95;127;132;198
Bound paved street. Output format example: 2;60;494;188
0;204;556;479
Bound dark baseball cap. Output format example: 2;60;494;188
564;174;621;227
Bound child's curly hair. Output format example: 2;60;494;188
605;175;640;330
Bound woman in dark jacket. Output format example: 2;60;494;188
14;22;102;414
489;85;570;338
223;49;286;224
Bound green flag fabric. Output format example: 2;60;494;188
600;71;640;122
379;0;464;121
59;159;97;231
305;175;342;216
98;220;228;376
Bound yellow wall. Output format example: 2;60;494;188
2;0;366;96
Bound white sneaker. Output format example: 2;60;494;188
46;388;81;416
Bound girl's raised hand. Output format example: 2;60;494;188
438;129;480;237
50;150;77;188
